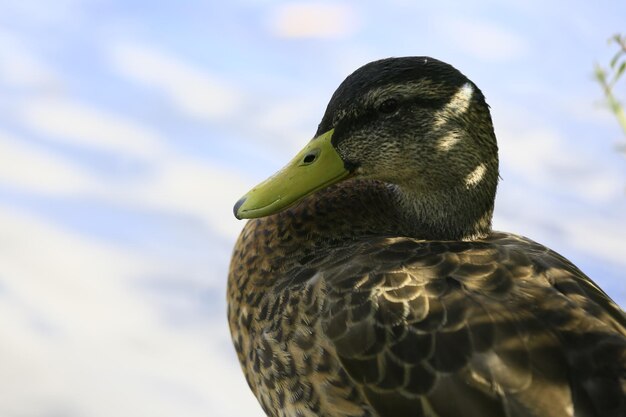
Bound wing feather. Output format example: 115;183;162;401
320;233;626;417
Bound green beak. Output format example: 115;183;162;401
234;129;350;219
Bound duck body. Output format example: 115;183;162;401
228;57;626;417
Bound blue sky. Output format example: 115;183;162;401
0;1;625;416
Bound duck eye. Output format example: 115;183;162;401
378;98;399;114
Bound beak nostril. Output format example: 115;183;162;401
302;149;320;165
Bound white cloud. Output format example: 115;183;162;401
268;2;361;39
13;115;247;241
564;215;626;267
11;90;249;240
558;95;621;129
248;98;321;153
0;130;96;194
116;155;250;241
18;97;167;160
108;42;244;121
0;30;60;89
434;16;530;62
495;184;626;267
492;99;623;204
0;206;262;417
2;131;247;243
0;0;92;25
497;122;623;203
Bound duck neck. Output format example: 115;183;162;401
288;179;493;243
390;184;493;241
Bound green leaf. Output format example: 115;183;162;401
610;53;620;68
610;33;625;46
616;61;626;81
594;65;607;83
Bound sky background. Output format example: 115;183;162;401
0;1;625;416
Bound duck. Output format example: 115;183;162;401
228;57;626;417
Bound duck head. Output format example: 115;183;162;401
234;57;499;240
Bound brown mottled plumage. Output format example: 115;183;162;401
228;57;626;417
